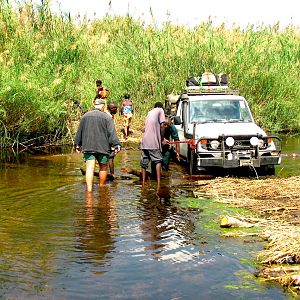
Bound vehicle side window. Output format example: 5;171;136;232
239;100;251;121
190;102;205;122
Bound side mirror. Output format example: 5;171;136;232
164;100;171;115
173;115;182;125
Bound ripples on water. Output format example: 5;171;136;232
0;148;295;299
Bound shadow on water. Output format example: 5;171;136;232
0;136;298;298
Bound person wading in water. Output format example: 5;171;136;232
75;98;121;191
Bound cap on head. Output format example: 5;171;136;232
94;98;106;106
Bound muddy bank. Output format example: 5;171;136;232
191;176;300;293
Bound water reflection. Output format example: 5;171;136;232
277;135;300;177
138;183;198;263
139;185;171;257
76;188;118;270
156;185;172;204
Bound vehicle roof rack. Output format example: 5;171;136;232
184;85;240;95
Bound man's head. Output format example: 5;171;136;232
94;98;106;111
108;102;118;115
154;101;164;108
96;80;102;87
164;116;171;127
124;93;130;100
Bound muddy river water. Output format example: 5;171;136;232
0;135;299;299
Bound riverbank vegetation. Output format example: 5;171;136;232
193;176;300;294
1;0;300;147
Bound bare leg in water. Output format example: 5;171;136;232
141;162;161;187
109;157;114;177
141;167;147;186
155;162;162;188
85;161;108;191
98;163;108;186
85;160;96;192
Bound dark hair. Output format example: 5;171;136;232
108;102;117;109
124;93;130;99
96;80;102;85
154;101;164;108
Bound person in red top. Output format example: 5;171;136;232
95;80;111;99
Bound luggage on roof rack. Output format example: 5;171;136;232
186;76;200;87
200;72;228;87
218;73;228;86
184;72;237;95
201;72;218;86
186;72;228;88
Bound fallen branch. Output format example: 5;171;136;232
221;232;261;238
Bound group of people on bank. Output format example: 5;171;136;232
95;80;134;140
74;80;179;192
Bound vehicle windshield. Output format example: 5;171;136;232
189;99;253;123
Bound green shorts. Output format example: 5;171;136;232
83;152;109;164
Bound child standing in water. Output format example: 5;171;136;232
120;93;134;139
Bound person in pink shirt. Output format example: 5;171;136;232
140;102;166;187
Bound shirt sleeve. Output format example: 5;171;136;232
74;118;84;146
107;117;120;147
158;108;166;124
170;124;179;141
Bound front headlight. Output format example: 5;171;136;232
250;136;259;146
258;139;264;148
210;140;220;149
225;137;234;147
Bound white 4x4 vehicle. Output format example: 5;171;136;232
167;74;282;175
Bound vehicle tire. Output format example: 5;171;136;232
188;147;195;175
258;165;275;176
266;165;275;176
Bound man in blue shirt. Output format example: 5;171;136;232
162;116;180;171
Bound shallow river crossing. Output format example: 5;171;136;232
0;135;299;299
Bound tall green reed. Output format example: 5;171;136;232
0;0;299;148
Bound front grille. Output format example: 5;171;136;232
232;139;251;150
205;136;266;151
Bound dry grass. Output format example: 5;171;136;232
193;176;300;290
194;176;300;223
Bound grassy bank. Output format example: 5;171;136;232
0;0;299;147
